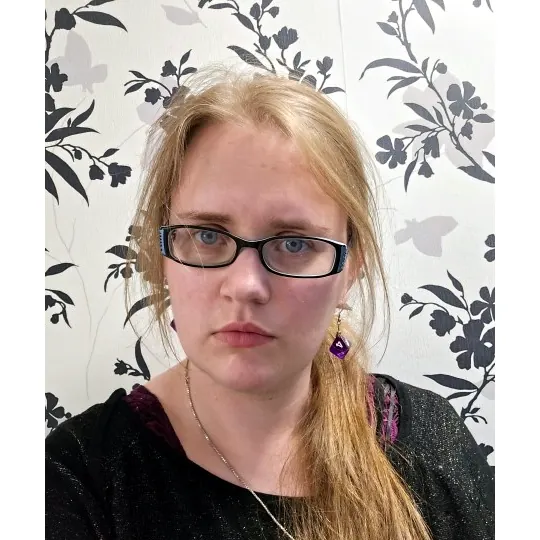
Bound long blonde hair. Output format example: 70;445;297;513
128;66;432;540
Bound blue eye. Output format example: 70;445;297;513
197;230;219;245
283;239;308;253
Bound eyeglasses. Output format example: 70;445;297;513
159;225;349;278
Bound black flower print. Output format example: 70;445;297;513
418;161;434;178
447;82;482;120
45;63;68;93
429;310;457;337
108;162;132;187
360;2;495;188
470;287;495;324
450;320;494;370
484;234;495;262
375;136;407;168
460;121;473;140
54;8;77;31
89;164;105;180
45;393;72;430
145;87;162;105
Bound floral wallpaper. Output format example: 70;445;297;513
45;0;494;464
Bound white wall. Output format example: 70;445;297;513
45;0;495;462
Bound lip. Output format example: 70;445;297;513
213;322;275;348
215;322;274;337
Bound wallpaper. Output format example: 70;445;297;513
45;0;494;465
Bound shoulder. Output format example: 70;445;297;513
374;374;494;538
375;374;485;453
46;388;129;474
45;389;135;537
374;372;489;465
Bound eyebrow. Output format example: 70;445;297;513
171;211;332;236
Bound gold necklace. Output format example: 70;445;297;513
184;360;296;540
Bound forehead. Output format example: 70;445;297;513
170;122;345;233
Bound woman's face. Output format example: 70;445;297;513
165;122;353;394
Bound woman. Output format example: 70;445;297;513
46;68;494;540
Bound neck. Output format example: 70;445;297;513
181;359;312;494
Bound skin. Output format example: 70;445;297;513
147;121;355;495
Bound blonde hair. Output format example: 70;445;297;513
128;66;431;540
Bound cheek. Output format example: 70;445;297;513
282;278;343;335
165;263;217;334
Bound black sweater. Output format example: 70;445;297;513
45;375;494;539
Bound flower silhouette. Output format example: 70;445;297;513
450;320;494;369
447;82;482;120
360;2;495;187
114;360;129;375
470;287;495;324
45;295;56;310
45;6;130;204
108;163;132;187
424;136;440;158
45;392;72;430
54;8;76;31
161;60;177;77
273;26;298;50
375;136;407;169
460;121;474;140
418;161;434;178
145;88;161;105
401;293;413;304
484;234;495;262
89;164;104;180
429;310;456;336
316;56;333;76
125;224;143;245
45;63;68;93
435;62;447;74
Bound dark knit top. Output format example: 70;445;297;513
45;375;494;539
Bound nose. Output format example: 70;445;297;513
219;246;271;305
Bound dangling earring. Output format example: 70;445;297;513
329;309;350;359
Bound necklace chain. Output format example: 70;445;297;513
184;360;296;540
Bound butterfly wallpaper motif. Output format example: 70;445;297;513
45;0;494;464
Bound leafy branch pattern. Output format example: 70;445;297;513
198;0;343;94
45;256;77;327
124;50;198;107
114;337;152;382
45;0;131;204
105;227;170;327
104;226;140;292
361;0;495;190
118;0;344;331
400;246;495;425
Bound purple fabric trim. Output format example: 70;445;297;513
381;385;399;444
124;377;399;452
124;385;182;452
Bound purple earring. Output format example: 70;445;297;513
329;309;350;359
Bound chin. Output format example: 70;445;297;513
206;347;285;395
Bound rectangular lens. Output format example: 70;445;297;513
169;228;235;266
262;238;336;276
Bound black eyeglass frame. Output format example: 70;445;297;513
159;225;349;278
